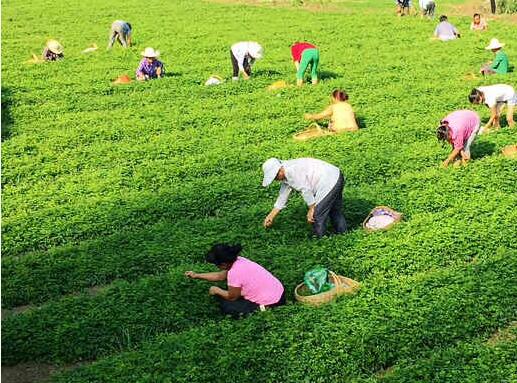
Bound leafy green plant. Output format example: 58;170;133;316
1;0;516;382
497;0;517;13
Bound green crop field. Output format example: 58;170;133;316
2;0;517;382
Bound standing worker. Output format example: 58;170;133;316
230;41;264;81
108;20;132;49
262;157;347;238
291;42;320;86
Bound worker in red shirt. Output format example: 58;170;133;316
291;42;320;86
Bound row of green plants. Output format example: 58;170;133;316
2;0;516;380
3;152;515;308
48;252;516;382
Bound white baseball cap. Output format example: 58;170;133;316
262;158;282;187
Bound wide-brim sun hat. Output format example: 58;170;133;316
141;47;160;57
46;39;64;54
485;38;504;50
262;158;282;187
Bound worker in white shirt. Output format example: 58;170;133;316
262;158;347;238
469;84;516;131
230;41;264;81
419;0;435;18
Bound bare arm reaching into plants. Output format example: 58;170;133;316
442;147;462;168
304;107;332;121
208;285;241;301
264;207;281;228
185;270;227;282
484;106;500;130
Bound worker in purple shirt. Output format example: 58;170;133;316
136;47;165;81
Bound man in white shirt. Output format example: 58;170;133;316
262;158;347;238
230;41;264;81
419;0;435;18
469;84;516;131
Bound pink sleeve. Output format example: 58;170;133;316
227;269;242;288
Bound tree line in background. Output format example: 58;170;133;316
496;0;517;13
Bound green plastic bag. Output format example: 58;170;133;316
304;267;334;294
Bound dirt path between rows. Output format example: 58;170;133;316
206;0;517;23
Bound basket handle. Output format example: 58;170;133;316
328;270;343;288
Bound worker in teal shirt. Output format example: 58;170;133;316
480;38;509;75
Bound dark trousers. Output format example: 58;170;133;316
313;172;347;238
230;50;251;77
216;291;286;319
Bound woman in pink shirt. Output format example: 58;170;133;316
436;110;481;167
185;244;285;318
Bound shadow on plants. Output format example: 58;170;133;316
319;70;339;81
1;87;14;141
345;197;377;230
357;116;367;130
163;71;182;78
254;69;282;77
471;141;496;159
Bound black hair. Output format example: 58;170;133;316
332;89;349;102
205;244;242;265
469;88;483;104
473;13;480;18
439;15;448;22
127;23;132;30
436;123;449;142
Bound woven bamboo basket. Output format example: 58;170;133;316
363;206;402;233
293;123;334;141
294;271;360;306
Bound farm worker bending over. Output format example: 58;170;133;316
304;89;359;133
470;13;488;31
136;47;164;81
395;0;411;16
480;39;509;76
291;42;320;86
419;0;435;18
43;40;64;61
230;41;263;81
469;84;516;130
108;20;132;49
436;110;481;168
433;15;460;41
185;244;286;319
262;158;347;238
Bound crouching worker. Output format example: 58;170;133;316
304;89;359;133
136;47;164;81
185;244;286;318
262;157;347;238
480;39;509;76
43;40;64;61
436;110;481;168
